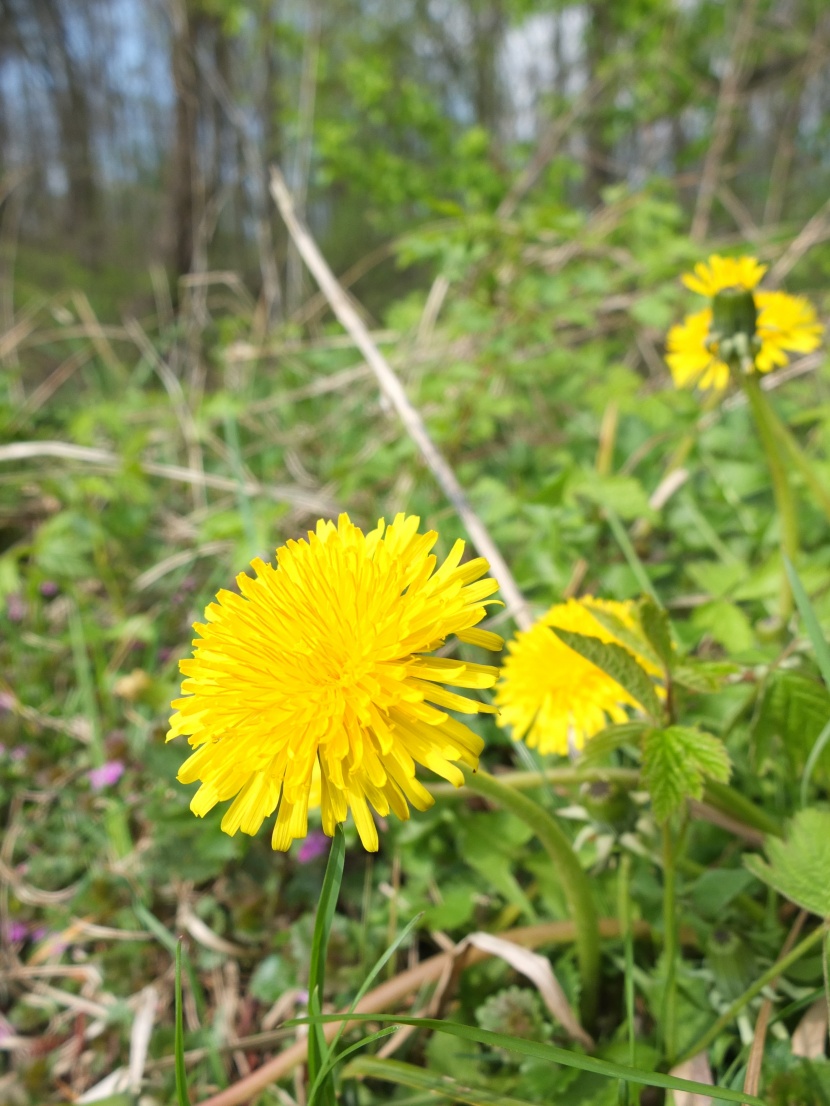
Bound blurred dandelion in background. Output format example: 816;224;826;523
495;598;657;756
168;513;502;852
666;254;823;390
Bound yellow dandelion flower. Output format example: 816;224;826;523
167;513;503;852
681;254;767;297
667;254;824;391
666;308;730;391
495;598;656;757
754;290;824;372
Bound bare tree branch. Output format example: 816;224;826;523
270;167;533;630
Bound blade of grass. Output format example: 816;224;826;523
174;939;189;1106
784;556;830;689
307;914;423;1104
68;600;131;859
343;1055;545;1106
307;824;346;1106
289;1013;766;1106
801;719;830;808
604;506;660;603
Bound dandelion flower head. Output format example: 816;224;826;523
666;254;823;391
167;514;502;852
495;597;657;757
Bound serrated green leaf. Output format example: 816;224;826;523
744;809;830;918
638;597;673;671
582;604;663;671
552;629;663;722
642;726;731;823
753;670;830;777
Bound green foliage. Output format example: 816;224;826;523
551;629;663;722
642;726;731;822
745;809;830;918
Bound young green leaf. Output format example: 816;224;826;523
638;596;673;672
744;808;830;918
551;629;663;722
642;727;731;823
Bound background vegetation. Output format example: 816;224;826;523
3;1;830;1103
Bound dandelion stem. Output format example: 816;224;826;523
743;374;799;620
461;766;600;1028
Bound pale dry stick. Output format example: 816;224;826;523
767;195;830;287
125;316;207;513
0;441;337;515
741;911;807;1105
270;168;533;631
6;346;94;432
292;242;395;328
416;274;450;349
717;183;760;241
196;918;646;1106
691;0;759;243
72;291;126;380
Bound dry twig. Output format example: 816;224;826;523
269;167;532;630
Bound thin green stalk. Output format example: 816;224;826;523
68;601;131;859
743;374;800;619
758;386;830;525
461;766;600;1028
677;923;828;1064
702;778;782;838
604;506;660;603
661;822;678;1064
618;853;636;1106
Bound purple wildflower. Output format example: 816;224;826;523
297;831;329;863
88;760;125;791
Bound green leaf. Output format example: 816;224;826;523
638;596;673;672
744;808;830;919
578;722;648;767
582;604;663;671
551;629;663;722
642;726;731;823
294;1013;766;1106
753;670;830;780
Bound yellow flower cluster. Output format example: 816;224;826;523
169;504;668;851
666;254;823;391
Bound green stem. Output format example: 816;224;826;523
677;923;828;1064
661;822;678;1064
755;384;830;526
743;374;800;619
703;778;782;838
461;766;601;1029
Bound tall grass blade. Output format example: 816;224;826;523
174;939;189;1106
307;824;346;1106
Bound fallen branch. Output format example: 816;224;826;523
269;167;533;630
